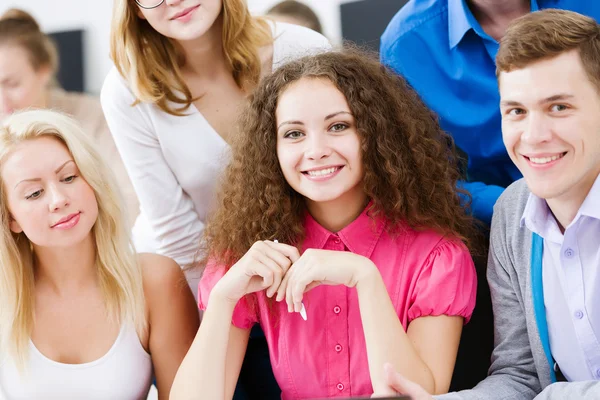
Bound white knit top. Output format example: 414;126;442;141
0;324;152;399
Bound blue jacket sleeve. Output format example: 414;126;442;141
457;181;505;225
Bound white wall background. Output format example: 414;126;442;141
0;0;358;95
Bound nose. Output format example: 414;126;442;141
305;132;332;160
48;184;70;212
521;112;553;145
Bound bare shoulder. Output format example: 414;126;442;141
138;253;189;301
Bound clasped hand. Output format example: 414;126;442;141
212;240;376;314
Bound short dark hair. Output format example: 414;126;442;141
497;9;600;92
267;0;323;34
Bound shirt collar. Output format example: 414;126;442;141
448;0;540;49
521;171;600;241
520;192;563;243
303;202;385;259
579;173;600;220
521;193;549;232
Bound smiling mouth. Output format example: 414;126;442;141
51;212;81;228
524;152;567;165
302;166;343;177
171;4;200;20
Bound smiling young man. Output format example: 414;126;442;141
376;9;600;400
380;1;600;225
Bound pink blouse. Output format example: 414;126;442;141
199;207;477;399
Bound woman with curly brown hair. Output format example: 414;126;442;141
171;49;478;399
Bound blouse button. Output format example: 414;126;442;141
336;383;344;391
333;237;342;244
333;306;341;314
574;310;584;320
335;344;343;352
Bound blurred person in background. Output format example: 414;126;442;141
266;0;323;34
0;8;139;226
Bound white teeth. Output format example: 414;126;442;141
529;154;564;164
306;167;338;177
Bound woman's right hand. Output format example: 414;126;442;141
212;240;300;304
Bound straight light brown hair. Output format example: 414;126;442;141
0;9;58;75
110;0;272;116
497;9;600;91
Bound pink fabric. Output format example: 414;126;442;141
199;207;477;399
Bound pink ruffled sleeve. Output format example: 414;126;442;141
407;240;477;324
198;259;258;330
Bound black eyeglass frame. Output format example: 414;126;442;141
135;0;164;10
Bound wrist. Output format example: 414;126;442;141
354;258;381;290
209;283;242;309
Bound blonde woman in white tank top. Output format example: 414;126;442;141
0;110;199;399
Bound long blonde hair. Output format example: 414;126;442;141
110;0;272;116
0;110;146;370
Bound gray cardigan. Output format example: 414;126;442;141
440;179;600;399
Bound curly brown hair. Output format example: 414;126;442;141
203;49;477;268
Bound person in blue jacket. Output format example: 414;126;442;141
380;0;600;224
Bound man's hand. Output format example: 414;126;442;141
372;363;435;400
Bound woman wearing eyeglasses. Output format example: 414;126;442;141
101;0;330;398
102;0;329;292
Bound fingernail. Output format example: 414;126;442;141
300;303;307;321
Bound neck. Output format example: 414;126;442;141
546;171;600;232
468;0;530;41
33;233;97;295
306;188;368;233
37;90;49;109
178;13;228;77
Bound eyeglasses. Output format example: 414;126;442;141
135;0;164;10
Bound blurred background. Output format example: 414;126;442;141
0;0;407;95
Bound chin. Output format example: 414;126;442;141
303;192;345;204
525;179;566;201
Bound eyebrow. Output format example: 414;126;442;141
14;160;75;189
277;111;353;130
500;94;575;108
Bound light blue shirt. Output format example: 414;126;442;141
522;174;600;381
380;0;600;224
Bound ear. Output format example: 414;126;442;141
9;216;23;234
37;65;53;88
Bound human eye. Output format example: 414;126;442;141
550;104;569;112
63;175;78;183
4;80;20;89
329;123;348;132
283;130;304;139
507;108;526;116
25;189;43;200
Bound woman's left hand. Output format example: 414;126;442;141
275;249;377;313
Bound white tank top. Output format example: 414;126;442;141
0;324;152;399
